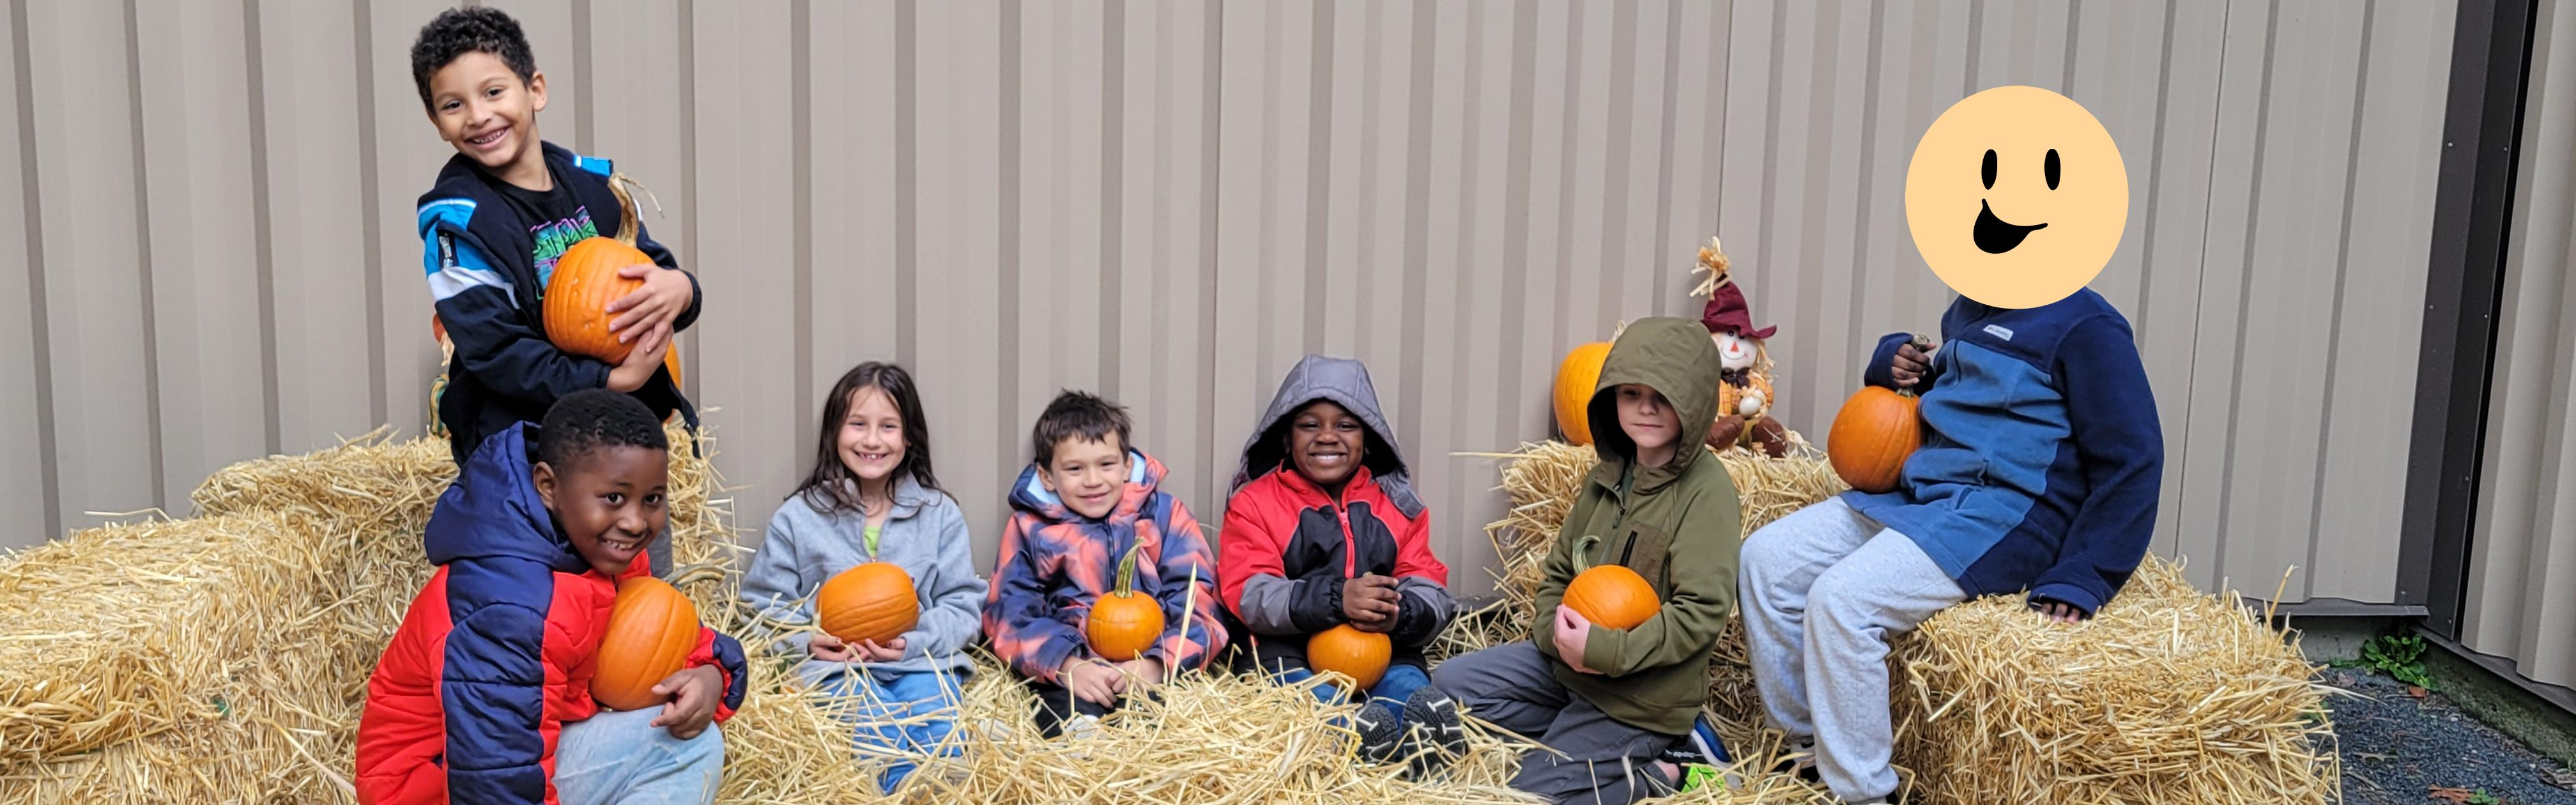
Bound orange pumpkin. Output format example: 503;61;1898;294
542;173;684;387
1825;335;1934;494
1563;535;1660;630
1305;623;1392;689
1552;342;1614;445
1084;542;1166;662
816;562;919;647
591;578;702;710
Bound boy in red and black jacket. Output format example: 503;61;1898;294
1218;355;1465;770
410;8;700;470
356;390;746;805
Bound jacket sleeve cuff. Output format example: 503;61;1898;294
1388;582;1452;648
1582;624;1627;676
1286;576;1343;634
2027;583;2104;618
1027;634;1082;685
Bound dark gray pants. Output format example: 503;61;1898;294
1432;643;1677;805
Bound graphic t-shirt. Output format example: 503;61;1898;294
483;163;599;290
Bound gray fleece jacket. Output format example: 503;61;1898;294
740;473;986;686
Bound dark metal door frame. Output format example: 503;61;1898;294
2398;0;2541;640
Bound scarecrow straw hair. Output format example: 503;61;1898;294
1456;437;2341;805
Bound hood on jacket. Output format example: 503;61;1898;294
1228;355;1424;518
1009;448;1169;525
425;422;591;574
1586;318;1724;489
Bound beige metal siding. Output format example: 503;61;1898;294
0;1;2458;611
2469;0;2576;693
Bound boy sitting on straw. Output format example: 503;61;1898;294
1740;289;2163;804
356;390;748;805
1216;355;1466;770
1430;318;1743;804
981;392;1226;739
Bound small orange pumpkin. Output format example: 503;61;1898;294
1563;535;1660;630
1084;542;1166;662
1825;335;1933;494
1552;342;1614;445
1306;623;1393;689
816;562;919;647
542;172;684;386
592;577;701;710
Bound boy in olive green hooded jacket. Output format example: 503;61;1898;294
1431;318;1742;803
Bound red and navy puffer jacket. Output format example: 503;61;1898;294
355;424;746;805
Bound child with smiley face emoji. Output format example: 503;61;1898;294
1739;86;2165;805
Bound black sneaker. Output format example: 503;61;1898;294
1401;687;1468;776
1771;737;1820;783
1353;702;1404;763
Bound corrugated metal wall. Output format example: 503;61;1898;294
0;0;2456;606
2469;0;2576;693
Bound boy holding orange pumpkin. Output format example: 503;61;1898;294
356;390;746;805
982;391;1225;739
739;363;985;795
1740;289;2163;804
409;10;700;512
1216;355;1463;770
1430;318;1743;802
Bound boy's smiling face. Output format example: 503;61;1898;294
1040;435;1130;521
1613;383;1682;455
1286;400;1365;492
425;50;547;176
534;445;668;577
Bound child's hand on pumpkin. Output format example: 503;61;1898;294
605;322;672;393
608;266;694;344
648;665;724;739
1552;606;1599;675
857;636;907;662
1890;339;1936;388
809;633;857;663
1342;574;1401;632
1062;657;1123;707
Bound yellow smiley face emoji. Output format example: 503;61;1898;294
1905;86;2129;309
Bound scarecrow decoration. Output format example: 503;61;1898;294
1694;237;1791;457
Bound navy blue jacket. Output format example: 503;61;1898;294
1841;289;2165;616
418;142;700;461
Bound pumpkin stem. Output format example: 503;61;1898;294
604;172;663;249
1900;333;1936;399
1111;540;1145;598
1571;533;1601;574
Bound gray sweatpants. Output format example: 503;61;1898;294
1430;642;1676;805
1740;497;1966;802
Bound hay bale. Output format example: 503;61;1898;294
0;510;330;765
1888;556;2339;805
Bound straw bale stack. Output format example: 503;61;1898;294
1464;438;2342;805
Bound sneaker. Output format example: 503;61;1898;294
1772;735;1820;783
1353;702;1404;763
1400;687;1468;777
1658;715;1739;792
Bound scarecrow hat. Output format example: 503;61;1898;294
1693;236;1776;339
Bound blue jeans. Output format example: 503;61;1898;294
822;669;964;794
1275;663;1431;728
553;706;725;805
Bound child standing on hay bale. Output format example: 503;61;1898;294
1740;288;2163;804
1431;318;1744;804
739;363;986;795
1216;355;1466;770
983;391;1227;739
356;390;748;805
410;8;702;574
